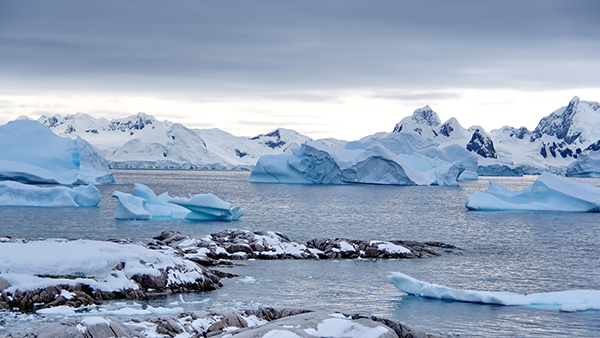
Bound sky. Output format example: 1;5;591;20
1;0;599;141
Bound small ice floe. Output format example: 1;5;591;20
112;183;244;220
0;181;100;207
466;172;600;212
388;272;600;312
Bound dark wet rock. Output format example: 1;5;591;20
155;230;458;264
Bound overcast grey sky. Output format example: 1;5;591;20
1;0;599;139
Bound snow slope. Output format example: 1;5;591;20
0;120;115;185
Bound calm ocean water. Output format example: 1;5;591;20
1;169;600;337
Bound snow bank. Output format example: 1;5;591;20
249;140;464;186
388;272;600;312
0;120;115;185
0;239;210;294
112;183;243;220
466;172;600;211
0;181;100;207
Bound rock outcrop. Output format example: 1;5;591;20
150;229;459;266
1;307;438;338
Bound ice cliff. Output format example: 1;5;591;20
249;139;465;186
0;120;115;185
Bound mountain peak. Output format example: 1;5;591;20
411;105;441;127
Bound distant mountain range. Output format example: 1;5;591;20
34;113;341;170
31;96;600;175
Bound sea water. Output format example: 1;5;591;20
1;169;599;337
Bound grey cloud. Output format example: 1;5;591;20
1;0;599;96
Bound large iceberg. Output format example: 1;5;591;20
465;172;600;211
566;152;600;178
249;139;464;186
388;272;600;312
0;181;100;207
112;183;244;220
0;120;115;185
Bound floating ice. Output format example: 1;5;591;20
250;140;464;186
0;120;115;185
566;152;600;178
465;172;600;211
388;272;600;312
112;183;243;220
0;181;100;207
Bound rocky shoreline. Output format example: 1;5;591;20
0;230;459;337
1;307;438;338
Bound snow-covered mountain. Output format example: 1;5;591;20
37;113;333;170
388;96;600;175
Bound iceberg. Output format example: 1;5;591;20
249;140;464;186
0;120;115;185
465;172;600;211
566;152;600;178
388;272;600;312
0;181;100;207
112;183;244;220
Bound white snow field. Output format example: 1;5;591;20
388;272;600;312
112;183;244;220
249;139;465;186
465;172;600;211
0;239;208;294
0;181;100;207
0;120;115;185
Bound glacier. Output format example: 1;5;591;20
0;181;100;207
465;172;600;211
112;183;244;220
388;272;600;312
0;120;115;185
249;139;465;186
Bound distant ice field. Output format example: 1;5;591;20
1;170;600;337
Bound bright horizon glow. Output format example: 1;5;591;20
0;89;597;141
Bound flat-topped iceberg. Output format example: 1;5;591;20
388;272;600;312
0;120;115;185
0;181;100;207
465;172;600;211
112;183;244;220
249;140;464;186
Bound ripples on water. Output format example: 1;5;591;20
1;170;599;337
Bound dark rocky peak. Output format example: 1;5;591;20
498;126;531;139
393;105;442;133
109;113;157;133
38;115;63;128
250;129;287;149
466;128;497;158
411;105;441;126
531;96;583;144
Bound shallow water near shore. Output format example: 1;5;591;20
1;170;600;337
